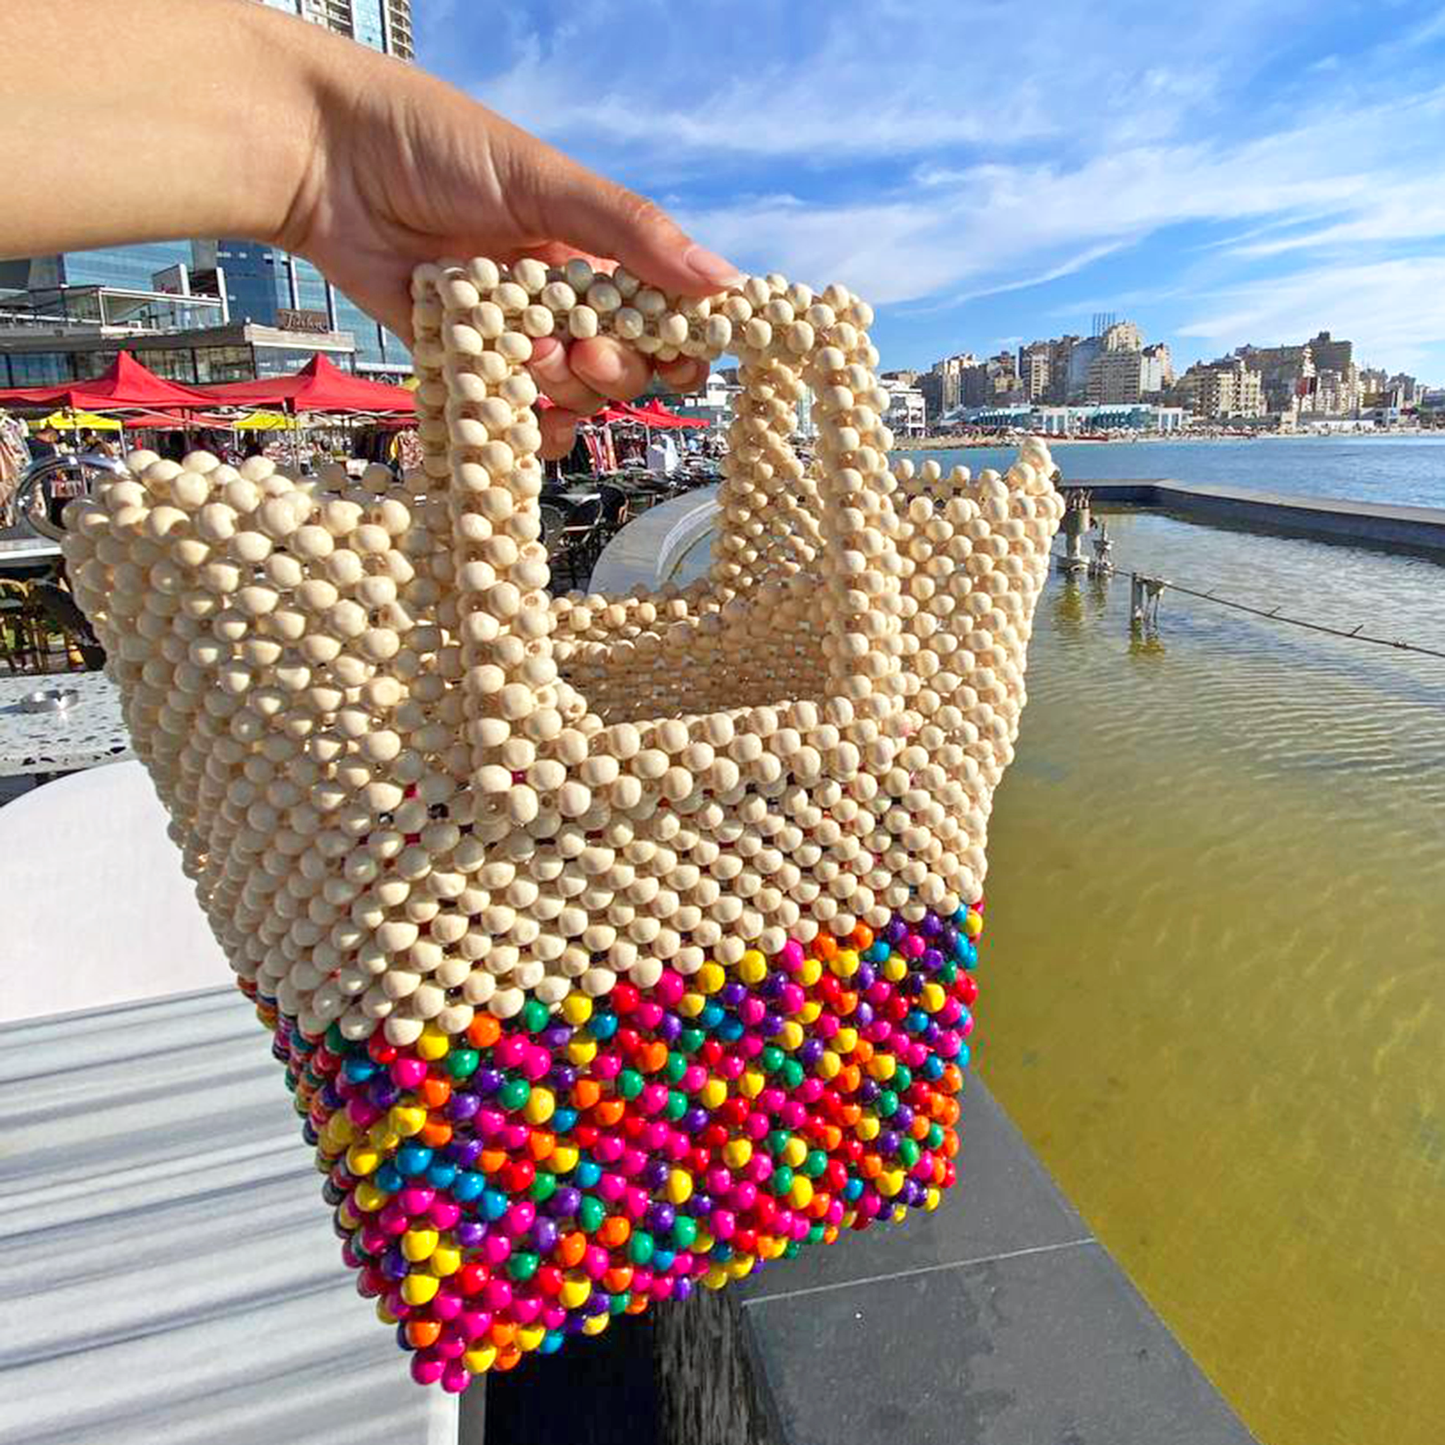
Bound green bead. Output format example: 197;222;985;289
325;1022;347;1052
507;1250;540;1281
783;1240;801;1259
618;1069;643;1100
760;1046;785;1074
445;1048;480;1080
578;1195;606;1233
770;1165;794;1197
608;1292;630;1315
679;1028;705;1055
522;999;549;1034
665;1090;688;1120
927;1123;945;1149
767;1129;791;1156
877;1089;899;1117
892;1064;912;1091
780;1060;804;1089
499;1079;531;1112
665;1054;688;1083
807;1224;826;1245
629;1231;655;1265
671;1216;698;1249
899;1138;920;1168
530;1171;558;1204
803;1149;828;1178
939;962;958;984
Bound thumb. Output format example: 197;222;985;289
503;132;743;297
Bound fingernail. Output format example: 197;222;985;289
530;338;567;375
683;245;744;287
580;346;623;385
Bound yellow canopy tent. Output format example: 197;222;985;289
229;410;294;431
40;409;123;433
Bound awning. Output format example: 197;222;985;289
204;354;415;415
0;352;220;411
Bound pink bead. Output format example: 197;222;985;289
411;1353;445;1386
593;1054;622;1081
346;1098;382;1127
624;1185;651;1218
747;1155;774;1184
738;1035;764;1059
779;1101;807;1129
400;1186;435;1215
482;1279;513;1312
634;1000;663;1029
435;1333;467;1360
650;1276;675;1301
731;1180;758;1211
796;1078;824;1104
744;1113;769;1141
433;1291;463;1321
598;1171;626;1202
505;1201;536;1235
482;1235;512;1267
360;1224;389;1255
779;983;805;1014
902;933;925;959
593;1134;623;1164
707;1166;733;1195
501;1123;530;1151
441;1361;471;1393
640;1119;669;1149
655;971;685;1006
641;1085;670;1116
779;939;805;972
379;1203;409;1235
522;1045;552;1081
393;1057;428;1088
495;1036;527;1069
825;1199;845;1226
711;1209;736;1240
681;1063;707;1091
511;1293;543;1325
430;1199;462;1230
718;1055;744;1081
583;1245;610;1280
541;1303;568;1331
815;1014;839;1040
738;998;766;1026
459;1309;492;1340
620;1148;649;1177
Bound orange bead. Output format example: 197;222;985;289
468;1015;501;1049
853;1039;874;1065
814;934;838;961
838;1102;862;1127
489;1320;518;1348
495;1344;522;1372
572;1079;602;1110
910;1116;930;1141
942;1129;960;1159
603;1265;633;1293
822;1225;840;1245
851;923;874;950
420;1118;452;1148
421;1077;451;1109
625;1294;649;1314
597;1216;631;1248
941;1064;963;1094
642;1041;669;1073
837;990;858;1016
839;1066;861;1094
406;1319;442;1348
558;1231;588;1267
820;1124;843;1151
593;1099;626;1127
480;1147;508;1175
860;1152;882;1179
528;1129;556;1161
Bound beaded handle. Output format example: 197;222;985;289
408;259;908;761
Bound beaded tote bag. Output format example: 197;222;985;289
64;257;1063;1390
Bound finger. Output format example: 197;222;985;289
538;408;581;461
527;336;606;416
569;336;652;402
500;126;743;297
656;356;710;394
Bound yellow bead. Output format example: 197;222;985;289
699;1078;727;1110
582;1313;610;1336
788;1176;814;1209
551;1144;579;1174
697;962;726;994
727;1255;756;1279
567;1037;598;1067
327;1114;357;1145
561;994;593;1026
869;1053;896;1082
390;1105;427;1137
402;1228;439;1262
878;1169;905;1198
921;982;946;1013
738;949;767;984
519;1323;547;1352
679;992;706;1018
924;1188;942;1212
856;1115;880;1142
523;1087;556;1125
781;1137;807;1168
739;1069;764;1098
835;1027;858;1054
835;948;859;977
797;1001;823;1025
560;1272;592;1308
354;1181;388;1212
346;1143;381;1176
464;1344;498;1374
723;1138;753;1169
964;910;983;939
777;1021;803;1051
665;1168;694;1205
376;1299;399;1325
336;1202;360;1231
693;1228;715;1253
891;1204;908;1223
818;1050;842;1079
797;958;822;986
430;1244;462;1276
703;1266;730;1291
883;957;908;983
416;1026;450;1061
401;1272;440;1305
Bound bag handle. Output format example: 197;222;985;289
408;258;908;774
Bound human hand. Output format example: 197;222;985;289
279;47;741;458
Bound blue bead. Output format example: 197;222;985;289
716;1018;744;1042
575;1159;602;1189
589;1013;619;1041
552;1107;579;1133
396;1143;433;1176
921;1057;944;1082
453;1170;485;1202
375;1163;404;1193
844;1178;864;1201
651;1247;676;1272
343;1058;377;1083
956;1043;971;1069
426;1161;458;1189
482;1188;510;1221
540;1330;565;1354
699;1002;725;1029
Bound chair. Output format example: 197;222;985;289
31;581;106;670
0;579;46;674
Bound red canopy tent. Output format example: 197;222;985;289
628;397;706;428
203;354;415;415
0;351;219;411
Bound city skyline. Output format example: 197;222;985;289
415;0;1445;384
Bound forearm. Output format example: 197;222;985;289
0;0;360;258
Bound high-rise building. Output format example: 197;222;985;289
1178;357;1264;419
259;0;414;58
1086;348;1145;405
1018;342;1052;402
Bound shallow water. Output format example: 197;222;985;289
669;475;1445;1445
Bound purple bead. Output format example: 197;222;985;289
854;963;876;991
922;948;945;973
690;1194;713;1217
643;1160;670;1190
674;1278;694;1302
880;1130;901;1155
854;1002;874;1028
922;1022;941;1046
563;1314;587;1335
542;1024;572;1051
548;1186;582;1218
456;1220;487;1249
583;1293;610;1317
446;1139;482;1168
921;912;942;938
383;1246;409;1280
531;1218;559;1254
762;1011;784;1036
320;1082;345;1109
549;1064;578;1092
659;1015;682;1044
884;918;908;946
647;1202;676;1233
938;926;958;954
892;1104;914;1132
447;1092;481;1122
761;973;784;999
682;1107;709;1133
799;1039;824;1068
859;1079;880;1106
720;982;747;1007
475;1068;504;1097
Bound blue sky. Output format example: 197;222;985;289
415;0;1445;382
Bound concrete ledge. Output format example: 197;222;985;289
1073;479;1445;554
588;486;720;593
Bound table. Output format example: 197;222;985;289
0;533;63;578
0;668;130;777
